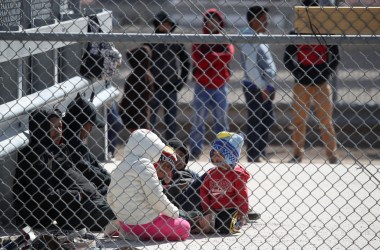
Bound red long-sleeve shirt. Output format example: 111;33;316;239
192;9;234;89
200;165;251;215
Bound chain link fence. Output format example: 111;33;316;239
1;0;380;249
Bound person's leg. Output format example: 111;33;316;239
176;173;206;211
244;87;264;161
189;84;209;158
163;90;178;141
149;90;162;132
313;82;337;161
107;103;122;157
210;85;229;133
260;98;275;158
80;199;116;231
291;83;312;161
120;215;190;241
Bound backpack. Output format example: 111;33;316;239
297;44;328;66
80;15;122;80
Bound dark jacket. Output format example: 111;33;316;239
283;31;340;85
119;46;154;130
147;11;190;93
13;109;94;228
63;96;111;196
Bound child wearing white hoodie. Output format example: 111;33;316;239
106;129;190;241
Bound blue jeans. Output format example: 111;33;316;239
189;83;229;157
107;101;123;156
243;86;275;161
150;89;178;141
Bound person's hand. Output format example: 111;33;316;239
261;89;270;102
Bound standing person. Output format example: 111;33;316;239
147;11;190;141
200;131;251;234
283;0;340;164
119;45;154;132
240;6;277;163
106;129;190;241
189;8;235;160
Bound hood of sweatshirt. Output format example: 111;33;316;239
29;109;61;152
202;8;225;34
152;11;176;33
167;138;189;165
124;129;165;164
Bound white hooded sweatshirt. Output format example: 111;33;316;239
107;129;179;225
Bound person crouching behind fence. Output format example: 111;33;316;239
13;108;115;231
106;129;190;241
13;109;65;228
63;94;112;197
200;131;251;234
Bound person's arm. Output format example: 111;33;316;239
232;175;250;216
192;44;211;71
141;163;179;219
204;44;234;69
70;144;110;190
283;44;300;78
200;174;212;214
328;45;340;72
240;42;267;90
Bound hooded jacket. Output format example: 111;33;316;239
200;164;251;215
167;138;198;180
146;11;190;93
192;9;234;89
13;109;92;228
63;95;111;196
107;129;179;225
119;46;154;130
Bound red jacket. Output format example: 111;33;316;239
200;165;251;215
192;9;234;89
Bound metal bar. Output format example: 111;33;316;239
0;32;379;45
0;76;90;124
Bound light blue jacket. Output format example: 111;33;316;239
240;27;277;90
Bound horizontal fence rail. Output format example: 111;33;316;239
1;32;380;44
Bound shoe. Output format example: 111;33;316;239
248;156;267;163
248;212;261;221
328;155;339;164
253;157;266;163
288;156;302;163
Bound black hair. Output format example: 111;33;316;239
247;6;269;24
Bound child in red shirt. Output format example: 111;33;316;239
200;131;250;234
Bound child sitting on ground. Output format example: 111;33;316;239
106;129;190;241
200;131;251;234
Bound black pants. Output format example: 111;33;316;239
56;198;116;231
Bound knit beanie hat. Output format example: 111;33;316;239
211;131;244;167
159;145;177;168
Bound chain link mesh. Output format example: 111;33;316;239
1;0;380;249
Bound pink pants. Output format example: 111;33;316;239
120;214;190;241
